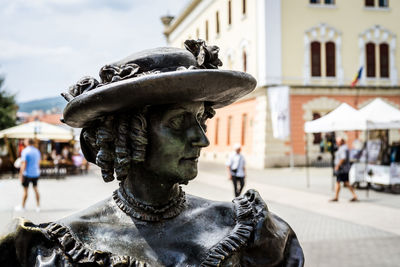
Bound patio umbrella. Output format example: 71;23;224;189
0;121;73;140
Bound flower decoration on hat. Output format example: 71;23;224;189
99;63;140;85
61;39;223;103
61;76;99;102
184;39;222;69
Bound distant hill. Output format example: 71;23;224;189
18;96;66;113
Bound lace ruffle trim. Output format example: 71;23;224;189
43;222;147;266
199;194;255;266
112;187;187;222
39;193;256;266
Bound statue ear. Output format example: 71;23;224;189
80;129;97;164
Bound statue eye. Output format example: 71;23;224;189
168;114;185;130
200;122;207;132
197;113;207;132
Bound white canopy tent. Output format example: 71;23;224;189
359;98;400;130
304;99;400;133
304;103;366;133
0;121;73;140
303;98;400;191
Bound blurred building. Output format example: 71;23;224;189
26;113;63;125
162;0;400;168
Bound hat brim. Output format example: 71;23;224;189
63;69;256;128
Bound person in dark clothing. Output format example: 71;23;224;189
330;137;358;202
226;143;246;197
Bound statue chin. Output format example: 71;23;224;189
178;173;197;185
173;168;198;185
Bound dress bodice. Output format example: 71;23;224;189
0;190;304;267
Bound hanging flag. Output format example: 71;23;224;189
351;67;363;87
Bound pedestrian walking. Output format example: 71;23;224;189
330;137;358;202
15;139;41;212
226;143;246;197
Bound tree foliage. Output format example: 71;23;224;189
0;76;17;130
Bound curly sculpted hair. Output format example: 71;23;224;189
81;105;215;183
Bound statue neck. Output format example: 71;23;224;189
121;166;181;207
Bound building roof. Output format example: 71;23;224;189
162;0;201;37
27;114;63;125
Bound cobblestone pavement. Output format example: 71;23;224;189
271;202;400;267
1;162;400;266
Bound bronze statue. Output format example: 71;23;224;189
0;40;304;266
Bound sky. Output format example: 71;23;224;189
0;0;190;102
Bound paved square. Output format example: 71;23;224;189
1;162;400;266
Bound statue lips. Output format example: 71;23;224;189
181;156;199;163
180;153;200;163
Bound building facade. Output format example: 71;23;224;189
163;0;400;168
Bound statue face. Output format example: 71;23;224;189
144;102;210;184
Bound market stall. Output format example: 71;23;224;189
0;121;75;176
349;99;400;191
304;98;400;192
303;103;365;187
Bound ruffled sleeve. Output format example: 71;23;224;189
0;218;144;267
241;189;304;267
0;218;61;267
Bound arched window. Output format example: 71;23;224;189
228;0;232;25
216;11;220;34
227;116;232;146
305;24;343;83
366;42;376;77
325;42;336;77
227;54;233;69
215;118;219;145
311;41;321;77
312;113;322;144
205;20;209;41
365;0;374;7
360;25;396;83
242;50;247;72
379;0;388;7
241;114;247;146
380;43;389;78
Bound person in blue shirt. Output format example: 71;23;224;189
15;139;41;212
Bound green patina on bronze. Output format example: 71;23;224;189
0;40;304;266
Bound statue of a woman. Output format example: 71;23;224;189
0;40;304;266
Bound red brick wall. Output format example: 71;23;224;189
291;95;400;155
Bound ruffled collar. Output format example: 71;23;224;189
199;194;255;266
112;186;187;222
41;192;256;266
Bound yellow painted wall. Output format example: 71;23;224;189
281;0;400;86
168;0;258;79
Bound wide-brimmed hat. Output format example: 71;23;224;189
61;40;257;128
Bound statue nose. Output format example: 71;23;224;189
189;122;210;147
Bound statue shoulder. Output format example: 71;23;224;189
186;194;235;219
238;189;305;267
0;218;63;266
0;217;143;266
57;196;116;226
199;190;304;266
